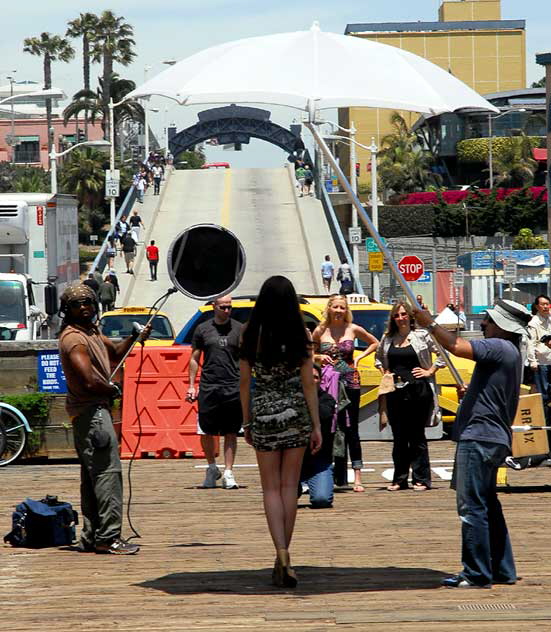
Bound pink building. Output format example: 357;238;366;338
0;80;104;169
0;116;104;169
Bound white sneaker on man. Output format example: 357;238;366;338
222;469;239;489
202;464;222;488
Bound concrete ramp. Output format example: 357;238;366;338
124;166;339;335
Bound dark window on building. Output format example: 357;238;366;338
14;138;40;163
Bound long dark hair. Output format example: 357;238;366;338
240;276;310;368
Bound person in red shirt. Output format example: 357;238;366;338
146;240;159;281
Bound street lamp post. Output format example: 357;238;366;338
6;72;16;164
49;139;111;195
488;108;526;189
321;121;381;299
0;87;64;165
322;120;361;284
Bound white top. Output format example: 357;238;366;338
321;261;334;278
527;313;551;365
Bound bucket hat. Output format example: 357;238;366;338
485;299;531;335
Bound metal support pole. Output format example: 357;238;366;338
348;121;359;283
8;75;15;165
488;113;494;189
49;151;57;194
109;99;116;229
432;244;437;313
144;105;150;162
368;137;380;301
306;121;464;386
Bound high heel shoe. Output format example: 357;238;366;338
277;548;298;588
272;557;283;586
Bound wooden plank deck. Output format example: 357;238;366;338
2;440;551;631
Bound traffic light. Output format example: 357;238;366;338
77;129;85;143
355;162;360;177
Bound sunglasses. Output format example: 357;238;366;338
217;305;232;311
392;312;409;319
69;298;93;309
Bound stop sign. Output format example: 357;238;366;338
398;255;425;281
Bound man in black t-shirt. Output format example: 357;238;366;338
187;295;242;489
128;209;145;243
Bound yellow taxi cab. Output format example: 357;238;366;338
174;293;473;433
99;306;176;346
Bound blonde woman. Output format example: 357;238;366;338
375;301;444;491
312;294;378;492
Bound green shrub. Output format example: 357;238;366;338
0;393;52;455
457;136;544;163
379;205;434;237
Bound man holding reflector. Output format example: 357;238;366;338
413;299;531;589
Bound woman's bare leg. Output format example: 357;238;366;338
256;450;286;550
280;447;307;547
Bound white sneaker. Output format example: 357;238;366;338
202;465;221;488
222;470;239;489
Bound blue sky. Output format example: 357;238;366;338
1;0;548;167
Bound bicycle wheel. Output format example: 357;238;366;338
0;419;6;457
0;404;27;466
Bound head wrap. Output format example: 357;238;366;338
60;283;97;304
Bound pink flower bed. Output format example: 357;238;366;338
399;187;547;205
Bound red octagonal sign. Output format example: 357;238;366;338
398;255;425;281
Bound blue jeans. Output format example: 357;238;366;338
453;440;516;587
301;458;333;508
534;365;550;408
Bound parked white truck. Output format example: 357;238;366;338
0;193;79;340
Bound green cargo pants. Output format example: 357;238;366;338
72;405;122;549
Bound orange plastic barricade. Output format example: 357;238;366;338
121;346;218;459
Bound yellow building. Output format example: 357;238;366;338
339;0;526;185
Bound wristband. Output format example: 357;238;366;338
427;322;438;333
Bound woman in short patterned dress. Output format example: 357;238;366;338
240;276;322;588
312;294;379;492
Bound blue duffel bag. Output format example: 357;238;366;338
4;495;78;548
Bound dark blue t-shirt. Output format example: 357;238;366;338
453;338;521;449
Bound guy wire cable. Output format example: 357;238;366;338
125;289;175;541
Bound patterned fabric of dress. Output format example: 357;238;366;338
319;340;360;389
251;362;312;451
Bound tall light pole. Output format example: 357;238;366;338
367;137;380;301
488;108;526;188
143;65;152;161
49;139;111;194
322;120;360;282
321;122;380;299
6;71;16;164
536;52;551;296
108;97;128;227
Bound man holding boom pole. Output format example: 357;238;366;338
413;299;531;589
58;284;151;555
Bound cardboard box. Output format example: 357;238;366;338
512;393;549;458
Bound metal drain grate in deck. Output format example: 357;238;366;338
458;603;516;612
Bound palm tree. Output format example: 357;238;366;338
63;74;144;146
91;11;136;139
23;32;75;156
492;133;538;188
379;112;440;194
59;147;107;208
66;12;99;140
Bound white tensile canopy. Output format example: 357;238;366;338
127;22;498;117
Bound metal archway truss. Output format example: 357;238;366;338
169;110;304;157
